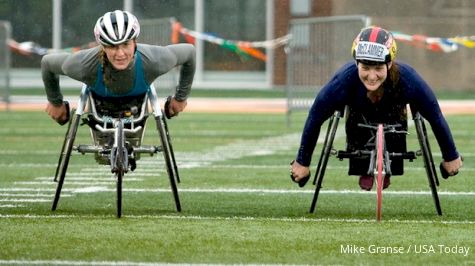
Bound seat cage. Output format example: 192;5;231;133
52;83;181;217
337;122;416;177
309;106;442;217
87;91;149;135
73;84;166;158
341;106;413;176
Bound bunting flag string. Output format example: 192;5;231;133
8;39;52;56
7;39;97;56
171;18;290;61
391;31;475;53
6;23;475;58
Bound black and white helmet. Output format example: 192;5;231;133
94;10;140;46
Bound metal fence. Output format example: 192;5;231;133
0;21;11;110
140;17;177;97
286;15;371;125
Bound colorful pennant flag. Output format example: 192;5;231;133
7;20;475;58
391;31;475;53
170;18;290;61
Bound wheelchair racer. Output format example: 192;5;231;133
290;26;463;190
41;10;195;123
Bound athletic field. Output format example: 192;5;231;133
0;100;474;265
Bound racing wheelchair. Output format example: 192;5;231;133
52;84;180;217
309;105;447;221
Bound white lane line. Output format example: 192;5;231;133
0;214;473;225
0;193;59;197
3;162;475;172
151;132;303;168
3;132;304;206
0;259;193;265
0;198;50;202
0;204;23;208
34;177;144;181
15;181;116;186
0;187;473;196
0;151;59;155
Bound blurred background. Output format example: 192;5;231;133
0;0;474;98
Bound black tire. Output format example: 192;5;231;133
313;115;335;185
161;113;180;183
420;116;439;186
52;113;80;211
54;111;73;182
116;170;123;218
414;112;442;215
156;116;181;212
115;120;126;218
310;110;341;213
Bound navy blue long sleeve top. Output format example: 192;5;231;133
296;61;459;167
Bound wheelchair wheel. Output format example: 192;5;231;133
420;116;440;186
155;116;181;212
310;110;342;213
54;113;73;182
313;114;335;185
114;120;126;218
116;170;123;218
161;114;180;183
52;112;80;211
414;113;442;215
375;124;384;222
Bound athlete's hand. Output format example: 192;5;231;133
45;102;69;125
165;96;187;118
290;160;309;182
440;156;463;178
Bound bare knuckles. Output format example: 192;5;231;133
46;103;67;122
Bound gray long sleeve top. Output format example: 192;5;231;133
41;43;196;105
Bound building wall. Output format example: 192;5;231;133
275;0;475;90
273;0;290;85
331;0;475;91
273;0;333;86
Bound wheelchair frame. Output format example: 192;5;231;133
309;107;442;219
52;84;181;217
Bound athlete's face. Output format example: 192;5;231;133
357;61;392;91
103;40;136;70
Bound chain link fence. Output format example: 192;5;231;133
140;17;178;97
286;15;371;125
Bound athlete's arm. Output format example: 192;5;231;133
140;43;196;101
166;44;196;101
296;63;355;167
41;53;70;106
401;64;459;162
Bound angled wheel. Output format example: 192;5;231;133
155;115;181;212
54;110;73;182
313;113;335;185
161;114;180;183
419;114;439;185
414;112;442;215
309;110;342;213
52;111;80;211
147;86;181;212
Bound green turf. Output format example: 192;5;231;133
0;110;473;265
